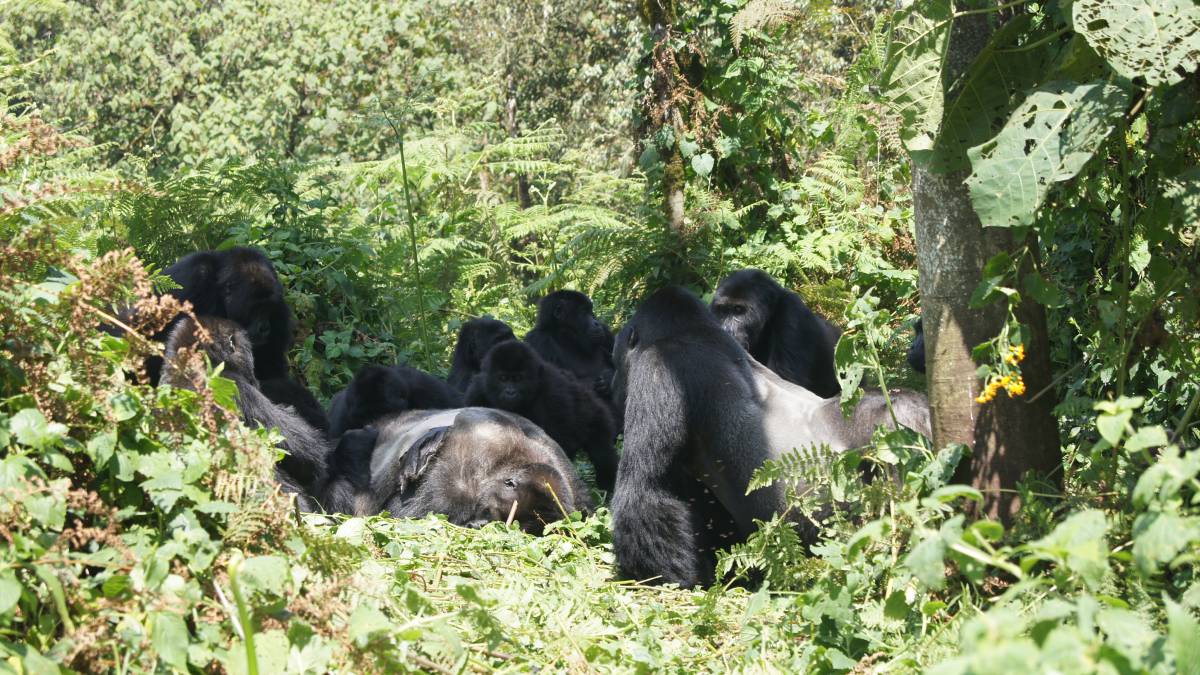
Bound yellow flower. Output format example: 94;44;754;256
1005;344;1026;365
1005;376;1026;397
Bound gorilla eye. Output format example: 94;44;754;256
504;478;517;488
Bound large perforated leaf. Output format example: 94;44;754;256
879;0;953;157
965;81;1130;228
1074;0;1200;85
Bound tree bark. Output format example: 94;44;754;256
913;13;1061;523
642;1;685;235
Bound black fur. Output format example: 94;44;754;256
321;408;592;535
613;286;931;588
524;290;617;402
161;316;328;511
907;319;926;374
447;318;516;392
258;377;329;432
465;340;618;492
710;269;842;397
327;364;462;438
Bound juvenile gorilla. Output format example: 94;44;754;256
447;318;516;392
161;316;328;510
907;319;926;374
327;364;462;438
316;408;592;534
524;291;616;400
466;340;619;492
149;247;327;431
710;269;842;397
613;287;931;588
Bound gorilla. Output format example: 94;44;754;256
465;340;618;492
710;269;842;397
161;316;329;510
447;318;516;392
327;364;463;438
612;287;931;588
316;408;592;534
146;247;327;431
907;319;926;374
524;291;616;400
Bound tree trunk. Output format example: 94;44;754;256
642;1;685;234
504;74;531;209
913;14;1061;523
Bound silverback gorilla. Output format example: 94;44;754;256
447;318;516;392
161;316;329;510
710;269;842;397
612;287;930;588
152;247;328;431
465;340;618;492
316;408;592;534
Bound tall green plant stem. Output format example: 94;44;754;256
383;104;432;364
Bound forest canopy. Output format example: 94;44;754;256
1;0;1198;672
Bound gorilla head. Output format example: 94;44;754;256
709;269;779;350
447;318;516;391
217;248;290;349
460;461;571;534
478;340;541;408
535;290;607;345
162;315;258;387
709;268;842;397
160;247;295;381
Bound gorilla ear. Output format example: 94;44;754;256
627;326;639;349
552;299;565;319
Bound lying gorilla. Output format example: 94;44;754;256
612;286;930;588
710;268;842;397
317;408;592;535
161;316;328;510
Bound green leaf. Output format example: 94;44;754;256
1096;409;1132;446
11;409;67;450
1023;272;1063;307
1028;509;1109;588
152;611;190;671
0;573;21;615
1125;425;1168;452
348;604;390;644
1132;512;1200;574
966;81;1130;228
238;556;289;596
691;153;714;177
879;0;952;157
1074;0;1200;86
1166;599;1200;675
904;534;948;590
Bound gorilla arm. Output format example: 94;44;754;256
611;348;720;588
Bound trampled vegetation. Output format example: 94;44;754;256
1;0;1198;672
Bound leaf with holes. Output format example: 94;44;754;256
879;0;952;156
1074;0;1200;85
966;81;1130;228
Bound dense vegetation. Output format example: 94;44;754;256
1;0;1197;671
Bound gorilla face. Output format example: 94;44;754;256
710;270;774;350
465;462;569;535
543;291;606;342
219;250;289;348
165;316;258;383
481;341;539;408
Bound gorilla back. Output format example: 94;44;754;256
612;286;929;587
